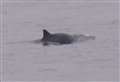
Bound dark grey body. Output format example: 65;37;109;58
41;33;74;44
40;29;74;45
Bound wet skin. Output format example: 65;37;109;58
40;29;74;45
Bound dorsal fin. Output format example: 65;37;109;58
43;29;50;38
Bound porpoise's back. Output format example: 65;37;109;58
41;29;74;45
48;33;74;44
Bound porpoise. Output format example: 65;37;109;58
40;29;75;45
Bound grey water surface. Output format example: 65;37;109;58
2;0;119;81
